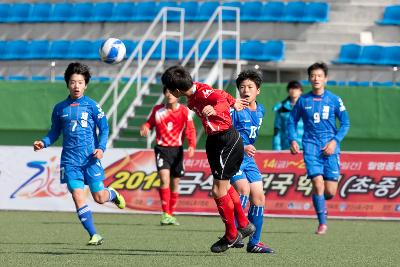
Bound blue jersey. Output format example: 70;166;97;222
273;98;304;150
42;95;109;167
230;103;265;146
288;90;350;154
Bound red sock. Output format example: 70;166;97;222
159;188;171;215
228;186;249;229
215;194;237;241
170;192;178;215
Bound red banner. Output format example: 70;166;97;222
104;150;400;219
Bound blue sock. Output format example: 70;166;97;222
239;194;249;210
105;187;117;202
248;205;264;246
77;205;97;237
312;194;327;225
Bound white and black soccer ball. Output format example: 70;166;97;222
99;38;126;64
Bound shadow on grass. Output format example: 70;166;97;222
0;242;71;245
41;222;149;226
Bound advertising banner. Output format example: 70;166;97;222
1;146;399;219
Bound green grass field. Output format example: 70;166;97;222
0;211;398;266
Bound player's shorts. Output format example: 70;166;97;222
231;155;262;184
60;159;106;193
304;152;340;181
206;127;244;180
154;145;184;177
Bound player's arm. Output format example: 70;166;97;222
288;98;302;154
93;103;109;159
140;106;156;137
185;109;196;157
35;106;62;151
272;110;282;151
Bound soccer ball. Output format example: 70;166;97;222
99;38;126;64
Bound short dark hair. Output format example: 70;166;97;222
307;62;328;77
64;62;91;86
236;69;263;89
161;65;193;92
287;80;303;91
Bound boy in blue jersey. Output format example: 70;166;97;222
230;70;274;253
288;62;350;235
33;62;126;245
273;81;303;150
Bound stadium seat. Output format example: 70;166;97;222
221;2;242;22
51;3;73;22
262;40;285;61
0;3;11;23
165;39;181;60
69;40;94;59
7;3;32;23
222;39;238;59
8;75;29;81
28;3;52;22
357;45;384;65
135;2;157;22
194;2;219;21
69;3;93;22
241;1;263;22
240;40;264;60
372;81;394;87
283;2;306;22
4;40;30;60
382;46;400;66
332;44;362;64
0;41;7;60
183;39;196;59
377;5;400;25
157;1;180;22
111;2;137;22
49;40;71;59
327;80;337;86
28;40;50;59
122;39;137;58
259;2;285;22
92;2;114;22
32;75;49;81
141;40;155;59
303;2;329;23
178;1;198;22
91;40;104;60
199;40;218;60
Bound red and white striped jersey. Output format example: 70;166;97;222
144;103;196;148
187;82;236;135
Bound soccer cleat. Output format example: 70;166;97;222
169;216;180;226
238;222;256;239
233;239;244;248
247;242;275;254
210;232;243;253
108;187;125;209
315;224;328;235
87;234;104;246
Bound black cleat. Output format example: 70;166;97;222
238;222;256;239
210;232;243;253
233;239;244;248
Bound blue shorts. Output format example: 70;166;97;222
60;159;106;193
230;155;262;184
304;152;340;181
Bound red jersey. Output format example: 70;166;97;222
144;103;196;148
187;82;236;135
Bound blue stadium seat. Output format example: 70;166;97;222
111;2;137;22
283;2;306;22
28;3;52;22
382;46;400;66
222;2;242;22
91;40;104;60
327;80;337;86
0;76;5;80
49;40;71;59
357;45;384;65
122;39;137;58
166;40;181;60
262;40;285;61
32;75;49;81
303;2;329;23
372;81;394;87
377;5;400;25
157;1;179;21
348;81;370;87
222;39;238;59
4;40;30;60
69;40;94;59
259;2;285;22
183;39;196;59
92;2;114;22
178;1;198;21
92;76;111;82
193;2;219;21
69;3;93;22
51;3;73;22
240;40;264;60
141;40;155;59
135;2;157;22
0;3;11;23
199;40;218;60
0;41;7;60
28;40;50;59
9;75;29;81
332;44;362;64
242;1;263;22
7;3;32;23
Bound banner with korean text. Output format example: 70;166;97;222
1;146;399;219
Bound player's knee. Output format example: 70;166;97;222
92;192;106;204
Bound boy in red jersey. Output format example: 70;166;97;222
161;65;255;253
140;87;196;226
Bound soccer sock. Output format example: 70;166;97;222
312;194;327;225
169;192;178;216
248;205;264;246
77;205;97;237
159;188;171;215
215;194;237;241
239;194;249;210
228;186;248;229
105;187;117;202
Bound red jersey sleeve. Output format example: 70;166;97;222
184;109;196;149
143;105;158;130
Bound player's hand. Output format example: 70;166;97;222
188;147;195;157
33;140;44;151
233;98;249;111
322;140;336;156
244;144;256;157
202;105;216;116
290;141;300;154
140;124;149;137
93;149;104;159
